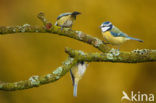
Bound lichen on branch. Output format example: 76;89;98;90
0;12;110;53
0;57;77;91
65;48;156;63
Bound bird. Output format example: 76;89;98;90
55;11;81;30
99;21;143;50
70;61;87;97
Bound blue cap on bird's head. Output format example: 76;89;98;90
100;21;113;32
101;21;112;27
103;21;111;24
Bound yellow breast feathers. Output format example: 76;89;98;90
102;31;128;45
57;15;74;27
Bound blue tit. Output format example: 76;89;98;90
55;11;81;29
70;61;87;97
99;21;143;50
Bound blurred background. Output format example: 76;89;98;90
0;0;156;103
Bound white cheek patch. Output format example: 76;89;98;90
101;27;110;32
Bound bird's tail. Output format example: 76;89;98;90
73;83;78;97
127;36;143;42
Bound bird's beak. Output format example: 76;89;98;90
77;12;81;15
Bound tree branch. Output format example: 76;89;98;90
0;12;155;91
0;57;77;91
0;12;110;53
65;48;156;63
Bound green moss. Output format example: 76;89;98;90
55;76;60;80
46;74;52;78
17;81;25;89
29;75;40;86
0;84;3;89
7;83;15;90
106;53;114;60
109;48;120;56
53;67;63;75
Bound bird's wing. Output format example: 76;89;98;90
57;13;72;20
70;69;75;86
111;26;128;37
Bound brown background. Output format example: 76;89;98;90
0;0;156;103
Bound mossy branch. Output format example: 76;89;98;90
65;48;156;63
0;12;155;91
0;12;110;53
0;57;77;91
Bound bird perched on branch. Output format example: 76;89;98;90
99;21;143;50
70;61;87;97
55;11;81;30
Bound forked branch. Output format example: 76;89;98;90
0;12;155;91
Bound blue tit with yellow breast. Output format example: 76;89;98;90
99;21;143;50
70;61;87;97
55;11;81;29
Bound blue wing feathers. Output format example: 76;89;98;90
70;69;75;86
110;31;128;37
110;31;143;42
57;13;72;20
109;26;143;42
110;31;119;36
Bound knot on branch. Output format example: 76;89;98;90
37;12;52;30
37;12;46;23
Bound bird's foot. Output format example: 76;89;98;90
63;27;72;32
66;27;72;31
61;27;64;31
60;26;72;31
